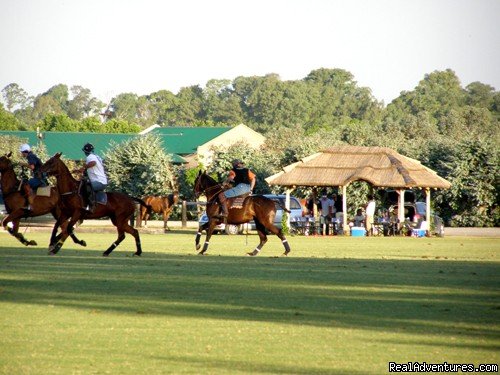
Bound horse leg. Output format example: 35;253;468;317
103;217;142;257
102;230;126;257
69;225;87;247
49;218;62;251
199;221;217;255
122;221;143;257
247;220;268;256
259;218;291;256
2;211;37;246
49;215;86;252
50;216;79;255
195;222;209;251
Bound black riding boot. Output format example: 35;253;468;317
23;183;32;210
215;192;228;218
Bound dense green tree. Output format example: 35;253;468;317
466;81;495;109
43;84;69;112
78;117;103;132
37;113;78;132
67;85;104;120
147;90;179;126
101;119;141;134
110;93;140;122
202;79;244;125
396;69;466;121
437;139;499;226
175;85;205;125
1;83;31;111
31;95;64;122
0;103;20;130
104;134;176;196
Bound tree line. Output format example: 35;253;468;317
0;68;499;226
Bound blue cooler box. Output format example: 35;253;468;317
351;227;366;237
414;229;426;237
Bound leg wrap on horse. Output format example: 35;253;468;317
282;238;291;255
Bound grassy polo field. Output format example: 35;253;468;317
0;228;499;374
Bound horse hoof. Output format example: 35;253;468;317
28;240;37;246
81;241;87;247
133;252;141;257
197;252;206;256
282;252;289;257
246;251;259;257
195;244;201;251
102;253;109;257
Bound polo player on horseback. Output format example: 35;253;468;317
77;143;108;212
19;143;47;210
216;159;256;218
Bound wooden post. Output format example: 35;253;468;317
425;187;431;228
342;185;348;234
135;203;141;228
181;200;187;229
398;188;405;230
285;188;292;229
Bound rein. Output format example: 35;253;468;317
195;178;224;199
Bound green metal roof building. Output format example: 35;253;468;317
0;125;265;166
0;130;192;163
147;127;231;155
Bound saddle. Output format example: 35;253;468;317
21;182;51;207
78;179;108;209
36;186;51;197
228;193;250;209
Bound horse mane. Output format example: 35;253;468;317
202;171;220;186
51;154;79;185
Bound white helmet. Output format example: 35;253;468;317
20;144;31;153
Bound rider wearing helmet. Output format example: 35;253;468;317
19;143;46;209
216;159;256;218
79;143;108;212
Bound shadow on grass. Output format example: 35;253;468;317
0;247;499;351
149;354;365;375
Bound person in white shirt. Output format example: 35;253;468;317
365;194;376;235
319;191;335;235
79;143;108;211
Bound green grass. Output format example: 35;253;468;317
1;230;499;374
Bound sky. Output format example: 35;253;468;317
1;0;499;105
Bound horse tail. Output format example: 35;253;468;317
276;201;291;214
254;194;291;213
132;197;153;215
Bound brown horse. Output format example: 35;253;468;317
0;153;86;248
139;193;179;232
194;170;291;256
40;153;151;256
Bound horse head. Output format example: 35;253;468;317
0;153;13;172
40;152;64;177
193;170;219;199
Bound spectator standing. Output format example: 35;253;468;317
365;194;376;235
319;191;334;235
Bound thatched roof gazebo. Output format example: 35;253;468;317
265;145;451;232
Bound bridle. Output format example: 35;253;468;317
194;175;223;199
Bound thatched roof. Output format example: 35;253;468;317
265;146;451;189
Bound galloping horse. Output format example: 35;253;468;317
139;192;179;232
0;153;86;248
194;170;291;256
40;153;151;256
